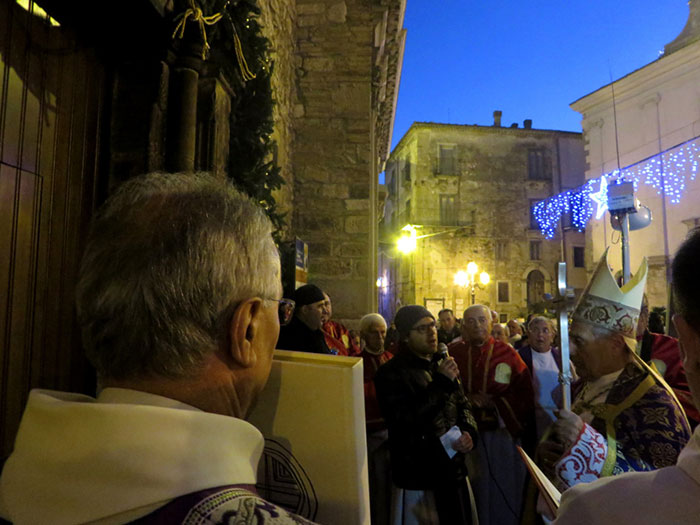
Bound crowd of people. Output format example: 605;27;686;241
277;247;699;524
1;171;699;525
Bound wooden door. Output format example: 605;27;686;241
0;0;105;460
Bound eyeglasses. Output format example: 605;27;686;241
276;298;295;326
411;321;437;334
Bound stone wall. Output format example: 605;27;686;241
258;1;298;239
255;0;404;324
647;255;670;310
292;0;377;323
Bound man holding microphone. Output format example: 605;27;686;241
375;305;478;524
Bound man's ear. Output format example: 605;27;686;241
228;298;265;368
673;314;700;367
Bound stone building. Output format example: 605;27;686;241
380;116;587;322
568;1;700;308
276;0;405;322
0;0;405;459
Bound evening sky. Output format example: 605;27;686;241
391;1;689;149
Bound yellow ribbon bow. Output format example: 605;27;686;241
172;0;223;60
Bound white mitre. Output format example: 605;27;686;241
571;248;648;351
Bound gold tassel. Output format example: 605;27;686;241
232;23;256;81
226;9;256;81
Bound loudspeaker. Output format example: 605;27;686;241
610;203;652;231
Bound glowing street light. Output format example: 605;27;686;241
454;270;469;287
397;224;418;254
396;223;472;255
454;261;490;305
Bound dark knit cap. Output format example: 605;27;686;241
394;305;434;338
293;284;326;307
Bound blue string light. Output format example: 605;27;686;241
533;138;700;239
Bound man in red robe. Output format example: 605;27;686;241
359;313;394;525
321;292;360;356
360;314;394;432
449;304;534;525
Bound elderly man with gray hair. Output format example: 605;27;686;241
358;313;394;525
0;173;315;524
552;229;700;524
517;316;577;442
360;313;393;434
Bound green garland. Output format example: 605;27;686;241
218;0;286;239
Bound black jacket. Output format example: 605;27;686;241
277;317;332;354
374;349;478;489
438;326;461;346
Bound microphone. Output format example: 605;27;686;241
438;343;462;387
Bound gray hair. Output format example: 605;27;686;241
360;313;387;333
528;316;556;334
463;304;490;320
75;172;280;380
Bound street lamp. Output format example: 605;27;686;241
454;262;490;305
397;224;418;254
396;223;471;255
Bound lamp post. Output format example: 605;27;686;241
454;262;490;305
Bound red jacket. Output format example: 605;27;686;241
323;320;360;356
449;336;534;438
362;349;394;433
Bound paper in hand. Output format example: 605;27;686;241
440;425;463;458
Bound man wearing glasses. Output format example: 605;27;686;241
0;173;315;524
375;305;478;524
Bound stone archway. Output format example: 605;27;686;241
527;270;545;311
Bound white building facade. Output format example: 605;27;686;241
569;3;700;306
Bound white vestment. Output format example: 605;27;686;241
0;388;264;524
